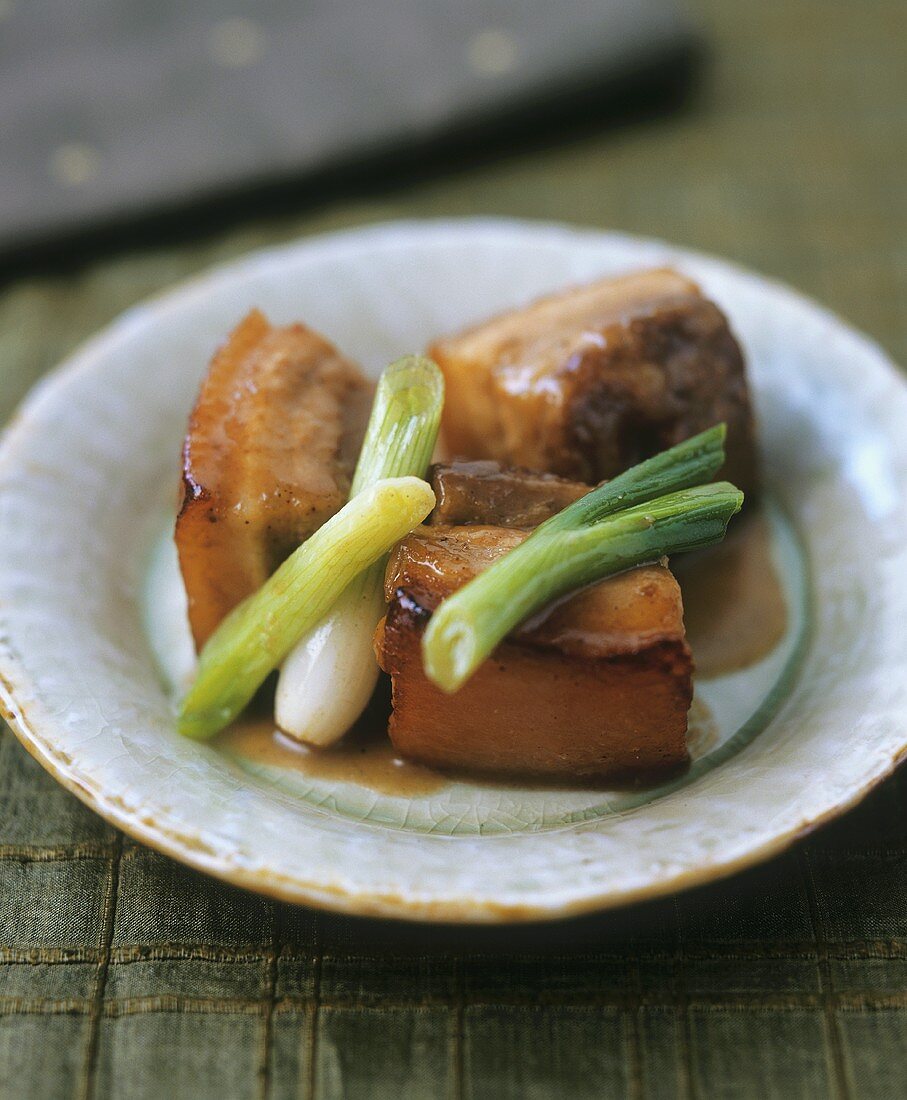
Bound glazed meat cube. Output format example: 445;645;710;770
429;268;758;497
176;310;373;648
428;460;586;528
375;526;692;782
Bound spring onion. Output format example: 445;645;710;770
422;428;743;693
178;475;436;739
542;423;728;532
275;355;444;745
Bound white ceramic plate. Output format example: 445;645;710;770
1;219;905;922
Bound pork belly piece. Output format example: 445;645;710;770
429;268;758;498
375;525;692;783
428;460;587;528
176;309;373;649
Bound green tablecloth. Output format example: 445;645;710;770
1;1;904;1096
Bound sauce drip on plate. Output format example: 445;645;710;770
674;508;787;679
219;709;444;797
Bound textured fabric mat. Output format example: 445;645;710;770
0;0;904;1096
2;732;907;1098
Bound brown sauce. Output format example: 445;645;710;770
217;696;445;798
686;696;719;757
674;507;787;679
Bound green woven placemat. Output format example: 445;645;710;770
1;0;904;1096
3;734;907;1098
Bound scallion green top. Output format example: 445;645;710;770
421;426;743;693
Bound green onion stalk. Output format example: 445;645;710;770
273;356;444;745
422;427;743;693
178;475;436;739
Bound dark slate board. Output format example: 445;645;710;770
0;0;693;253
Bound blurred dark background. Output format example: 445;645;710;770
1;0;696;266
0;0;901;361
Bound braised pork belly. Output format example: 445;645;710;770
176;310;373;648
430;268;758;498
176;268;751;782
375;462;693;782
428;460;586;528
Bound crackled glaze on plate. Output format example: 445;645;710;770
0;220;905;921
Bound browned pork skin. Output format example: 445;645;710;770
376;461;693;783
376;525;692;782
429;268;758;498
176;310;373;649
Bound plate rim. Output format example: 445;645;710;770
4;678;907;923
1;216;905;923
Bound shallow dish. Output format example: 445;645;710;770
1;219;905;922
